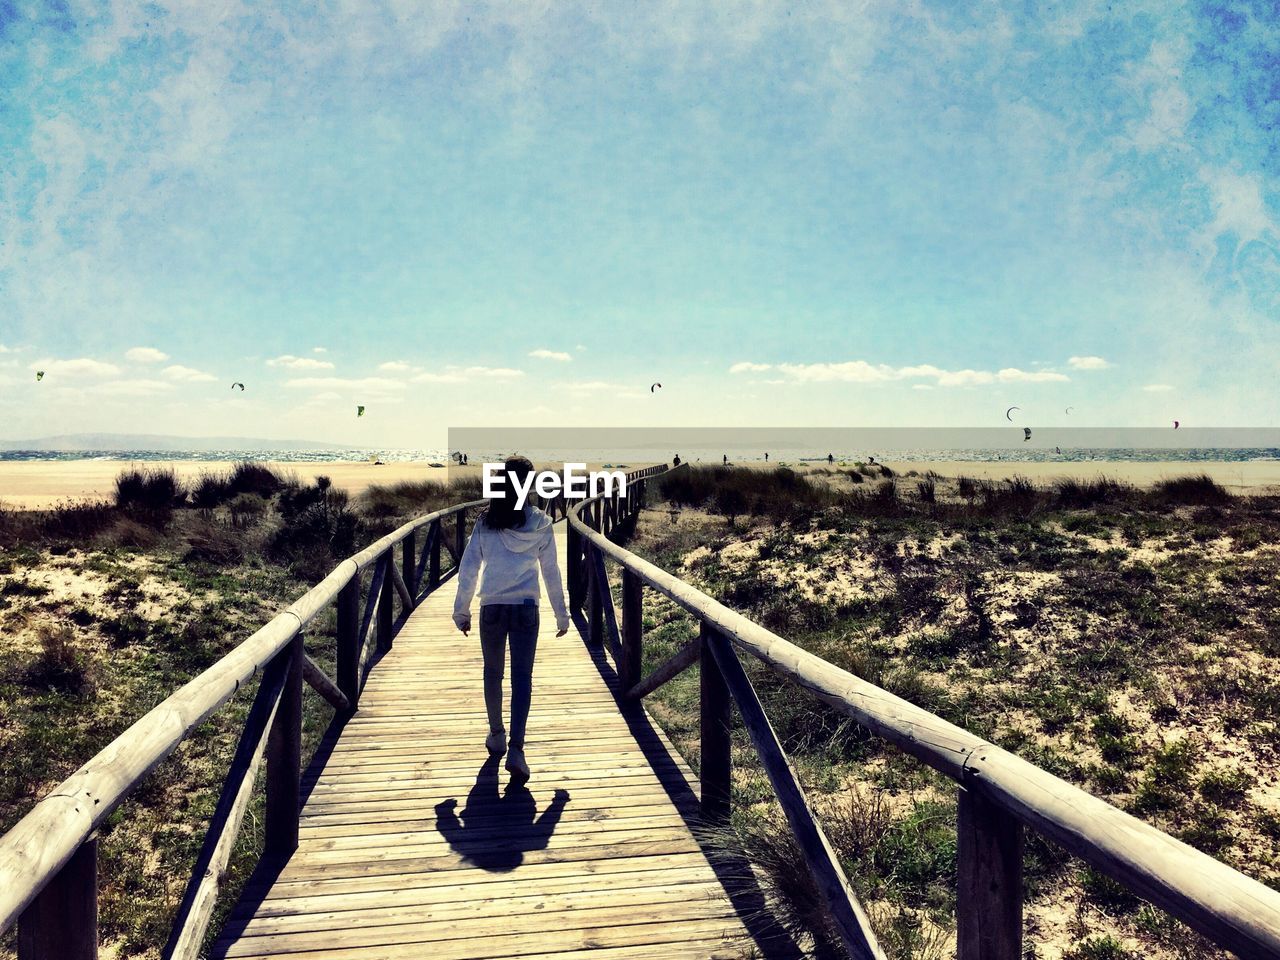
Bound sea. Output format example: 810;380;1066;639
2;445;1279;466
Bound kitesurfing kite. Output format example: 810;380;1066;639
1173;420;1180;429
357;405;366;417
1064;406;1074;415
650;383;662;393
1024;427;1032;442
1005;406;1020;421
35;371;44;382
231;382;245;391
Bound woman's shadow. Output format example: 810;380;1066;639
435;755;569;872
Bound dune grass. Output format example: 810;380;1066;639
628;465;1275;959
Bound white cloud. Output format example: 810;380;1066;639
564;380;621;393
268;354;335;370
411;365;525;384
575;344;587;351
284;376;407;392
95;379;174;397
30;358;121;378
125;346;169;363
1068;355;1111;370
313;347;327;354
0;344;11;354
1142;383;1174;392
162;364;217;382
529;348;572;362
739;360;1070;386
378;361;416;373
411;371;466;384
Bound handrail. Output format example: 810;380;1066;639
567;475;1280;960
0;495;484;955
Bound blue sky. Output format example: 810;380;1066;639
1;1;1278;445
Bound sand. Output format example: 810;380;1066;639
742;459;1280;493
2;457;1276;510
0;460;658;510
0;460;451;510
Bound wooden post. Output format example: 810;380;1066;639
377;553;394;651
455;508;466;566
587;545;604;647
401;530;415;610
567;521;583;609
265;631;303;857
621;569;643;691
336;577;360;710
957;784;1023;960
18;835;97;960
429;519;442;590
700;622;732;825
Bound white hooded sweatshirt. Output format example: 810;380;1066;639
452;506;570;632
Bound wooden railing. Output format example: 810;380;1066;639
567;471;1280;960
0;498;484;960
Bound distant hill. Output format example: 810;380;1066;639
0;433;352;452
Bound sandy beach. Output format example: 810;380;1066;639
0;460;453;510
0;459;663;510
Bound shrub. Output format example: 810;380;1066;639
917;478;936;504
114;466;184;526
38;501;117;541
711;486;748;525
183;519;248;566
270;476;361;580
191;471;232;509
228;461;288;497
24;624;94;696
228;493;268;527
1149;474;1230;507
956;476;978;498
1054;477;1133;508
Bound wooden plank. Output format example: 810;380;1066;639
626;638;699;701
301;654;349;713
163;658;287;960
212;519;775;960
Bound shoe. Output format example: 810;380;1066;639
485;729;507;755
506;746;530;784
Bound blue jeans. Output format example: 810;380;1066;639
479;601;540;749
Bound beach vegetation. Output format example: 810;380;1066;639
630;464;1275;960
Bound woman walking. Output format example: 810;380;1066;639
453;456;570;783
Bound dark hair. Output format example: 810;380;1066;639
484;455;536;530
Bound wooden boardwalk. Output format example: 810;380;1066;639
212;529;784;959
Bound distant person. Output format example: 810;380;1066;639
463;453;469;465
722;454;728;466
868;456;876;465
453;455;570;784
827;453;834;464
672;453;681;466
764;452;769;462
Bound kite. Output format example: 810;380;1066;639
1056;446;1062;454
650;383;662;393
35;371;44;382
231;382;245;391
1064;406;1074;415
1005;406;1020;421
357;405;366;417
1173;420;1179;429
1023;427;1032;442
